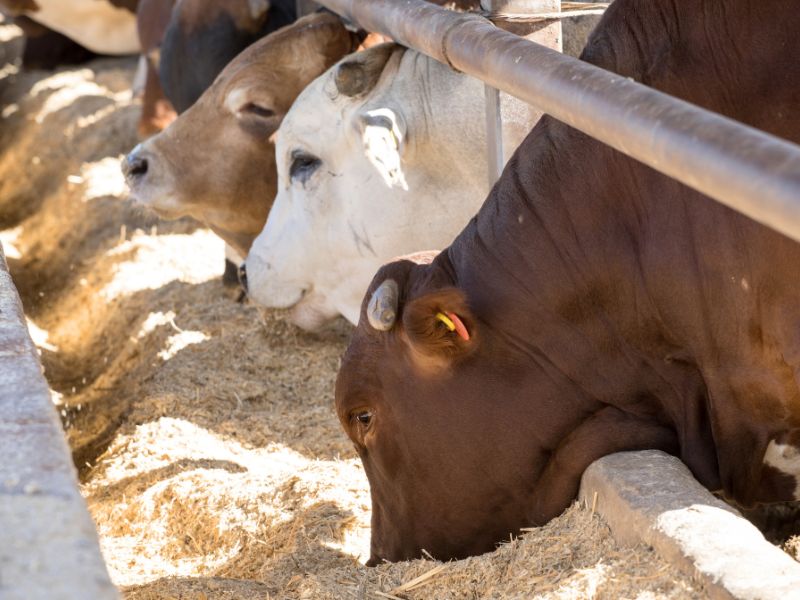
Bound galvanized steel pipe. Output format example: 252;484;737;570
317;0;800;243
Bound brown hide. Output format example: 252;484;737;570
108;0;138;14
0;0;39;15
134;0;280;137
136;0;174;51
135;0;177;137
123;12;360;257
336;0;800;565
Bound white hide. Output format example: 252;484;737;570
245;46;531;330
22;0;139;55
763;440;800;500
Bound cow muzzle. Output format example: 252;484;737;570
122;145;149;183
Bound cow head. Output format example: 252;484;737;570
336;245;697;564
244;44;492;330
334;254;569;564
122;13;359;257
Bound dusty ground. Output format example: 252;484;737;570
0;15;795;599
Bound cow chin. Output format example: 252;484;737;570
288;293;339;331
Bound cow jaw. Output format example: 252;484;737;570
289;292;340;331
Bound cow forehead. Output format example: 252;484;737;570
278;79;355;150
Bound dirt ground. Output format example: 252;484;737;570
0;15;796;599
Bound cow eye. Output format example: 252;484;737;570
353;410;373;426
290;150;321;184
240;102;275;119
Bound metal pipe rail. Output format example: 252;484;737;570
317;0;800;243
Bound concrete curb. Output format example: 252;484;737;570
579;450;800;600
0;244;118;600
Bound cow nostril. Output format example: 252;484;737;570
238;264;248;292
124;154;148;180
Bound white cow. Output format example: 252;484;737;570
244;44;532;330
3;0;139;55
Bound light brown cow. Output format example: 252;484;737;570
122;12;360;258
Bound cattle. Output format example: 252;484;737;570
0;0;139;55
132;0;483;141
122;12;361;259
134;0;296;138
134;0;177;138
335;0;800;566
243;44;532;331
11;16;98;70
157;0;294;115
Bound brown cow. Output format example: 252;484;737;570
335;0;800;565
135;0;478;137
134;0;294;137
157;0;294;115
135;0;177;137
122;12;361;258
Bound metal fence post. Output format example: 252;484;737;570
481;0;562;186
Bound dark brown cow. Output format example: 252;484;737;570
336;0;800;565
122;12;361;258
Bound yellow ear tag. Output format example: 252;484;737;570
435;312;456;332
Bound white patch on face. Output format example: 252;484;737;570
763;440;800;500
224;88;247;116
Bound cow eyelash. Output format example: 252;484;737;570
351;410;373;427
240;102;275;118
290;151;322;184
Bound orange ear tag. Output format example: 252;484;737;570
435;312;470;341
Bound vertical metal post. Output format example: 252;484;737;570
481;0;562;185
484;85;504;188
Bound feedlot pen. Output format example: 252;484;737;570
0;13;798;600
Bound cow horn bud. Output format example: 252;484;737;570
334;62;368;97
367;279;399;331
334;44;395;97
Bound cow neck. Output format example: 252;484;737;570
443;0;800;504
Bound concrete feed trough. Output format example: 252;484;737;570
580;451;800;600
0;245;117;600
0;6;798;599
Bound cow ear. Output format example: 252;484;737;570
360;107;407;190
247;0;270;21
402;288;476;367
334;43;394;97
